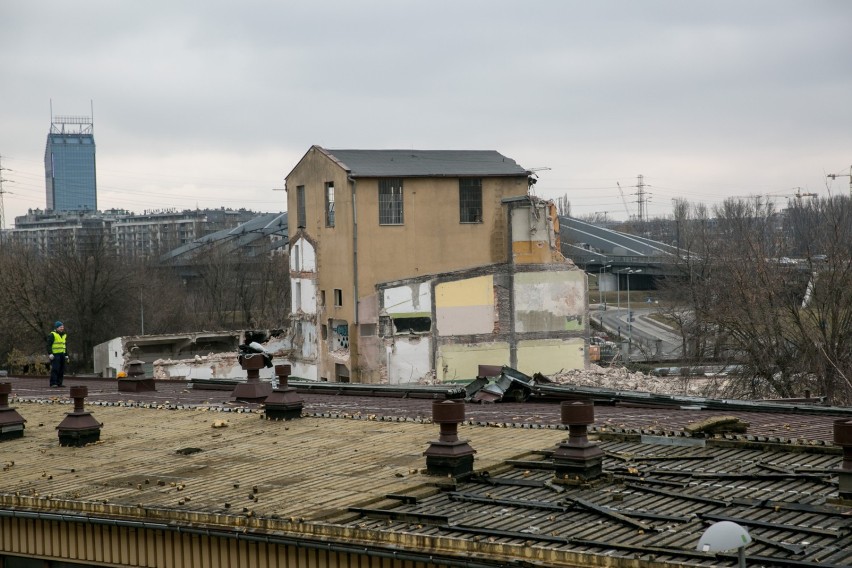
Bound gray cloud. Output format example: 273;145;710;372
1;0;850;223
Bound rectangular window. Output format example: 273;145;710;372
334;288;343;307
325;182;335;227
379;178;404;225
459;178;482;223
296;185;306;228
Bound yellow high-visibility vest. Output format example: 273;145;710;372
50;331;67;354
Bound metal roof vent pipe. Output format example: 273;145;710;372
834;418;852;501
553;401;604;483
57;386;102;447
424;400;476;478
0;382;26;441
118;359;156;393
264;364;303;420
231;342;273;403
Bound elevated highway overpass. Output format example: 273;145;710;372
558;216;681;291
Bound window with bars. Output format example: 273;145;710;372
325;182;335;227
296;185;306;228
379;179;404;225
459;178;483;223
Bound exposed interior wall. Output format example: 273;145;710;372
516;338;586;376
290;237;317;272
378;282;433;384
513;270;585;332
435;275;495;336
386;336;432;384
510;200;561;265
437;341;511;381
289;235;320;380
383;282;430;317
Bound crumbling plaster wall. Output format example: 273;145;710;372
151;334;291;381
514;270;585;332
289;236;319;380
378;261;587;383
377;283;433;384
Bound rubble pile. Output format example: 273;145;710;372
550;364;727;398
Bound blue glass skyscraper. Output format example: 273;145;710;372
44;115;97;211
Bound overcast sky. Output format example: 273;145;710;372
1;1;851;227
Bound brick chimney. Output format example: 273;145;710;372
552;401;604;482
57;386;102;447
0;382;26;441
424;400;476;477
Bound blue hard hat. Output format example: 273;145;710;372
54;321;63;329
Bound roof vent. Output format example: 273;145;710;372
118;359;156;392
231;343;272;403
834;418;852;500
552;401;604;482
264;364;303;420
424;400;476;478
0;382;26;440
57;386;102;447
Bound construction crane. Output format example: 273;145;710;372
827;166;852;196
616;182;631;219
789;188;818;200
737;189;818;203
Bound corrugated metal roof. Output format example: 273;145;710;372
322;148;531;178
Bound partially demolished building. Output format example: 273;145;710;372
285;146;587;384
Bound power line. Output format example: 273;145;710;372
0;155;11;231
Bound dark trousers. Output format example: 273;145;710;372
50;354;66;386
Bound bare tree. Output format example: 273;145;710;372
670;195;852;404
49;234;135;369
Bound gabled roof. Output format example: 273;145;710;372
317;147;531;178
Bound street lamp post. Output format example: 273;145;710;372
626;269;642;342
616;268;632;341
598;264;612;307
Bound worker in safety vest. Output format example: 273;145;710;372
47;321;69;388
